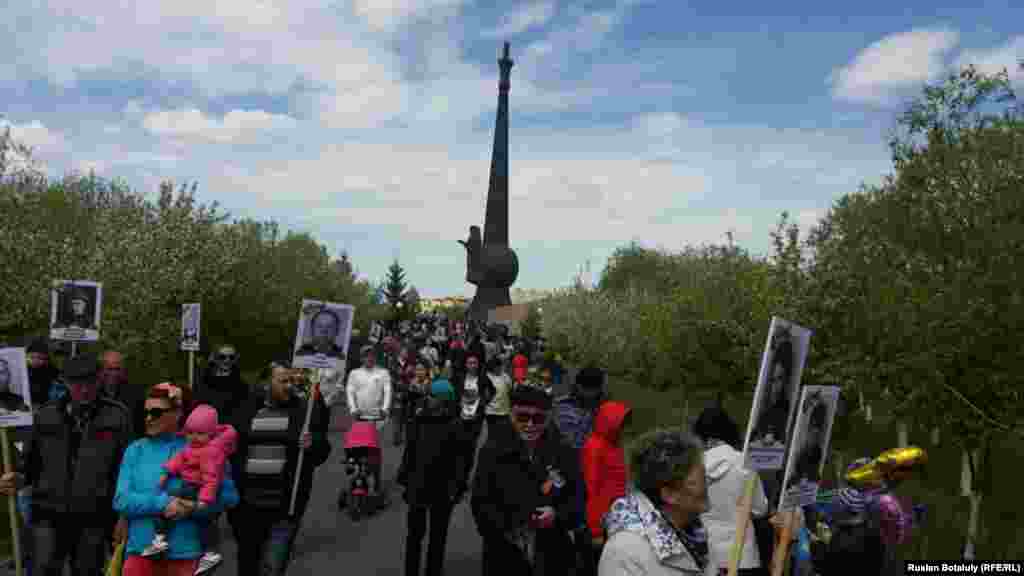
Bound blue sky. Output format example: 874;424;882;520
3;0;1022;298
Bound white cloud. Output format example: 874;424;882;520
829;28;960;105
526;9;618;60
956;35;1024;85
142;108;297;143
483;2;555;38
352;0;467;32
3;120;67;155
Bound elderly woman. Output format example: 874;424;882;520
114;382;239;576
599;428;719;576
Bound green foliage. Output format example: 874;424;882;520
0;158;377;377
520;303;542;341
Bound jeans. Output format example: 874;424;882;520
155;483;200;536
229;509;302;576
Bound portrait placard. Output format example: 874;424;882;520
181;303;201;352
741;316;812;470
49;280;102;342
292;300;355;370
0;348;34;428
778;386;840;510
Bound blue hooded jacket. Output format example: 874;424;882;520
114;433;239;559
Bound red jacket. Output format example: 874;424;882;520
512;354;529;383
581;401;630;539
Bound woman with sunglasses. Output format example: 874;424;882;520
471;385;581;575
114;382;239;576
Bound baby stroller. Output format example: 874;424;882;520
342;410;385;521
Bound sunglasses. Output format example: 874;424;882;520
144;407;173;420
512;412;548;426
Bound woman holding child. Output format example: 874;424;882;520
114;382;240;576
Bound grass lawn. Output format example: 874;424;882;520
606;377;1024;560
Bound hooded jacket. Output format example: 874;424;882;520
600;491;717;576
582;401;630;539
115;433;239;559
194;366;251;426
398;386;468;506
700;442;768;570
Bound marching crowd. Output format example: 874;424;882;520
0;313;922;576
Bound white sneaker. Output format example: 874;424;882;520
194;551;222;575
141;534;169;558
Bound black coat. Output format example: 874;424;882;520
471;426;580;573
193;368;251;427
398;394;467;507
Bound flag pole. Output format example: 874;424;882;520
288;373;319;516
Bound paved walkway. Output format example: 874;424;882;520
215;411;486;575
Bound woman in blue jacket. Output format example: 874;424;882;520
114;382;239;576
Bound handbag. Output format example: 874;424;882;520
105;541;125;576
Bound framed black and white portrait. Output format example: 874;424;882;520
49;280;102;342
778;385;839;510
292;299;355;370
181;303;201;352
741;316;812;470
0;348;34;427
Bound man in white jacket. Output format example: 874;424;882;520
346;345;392;499
694;406;770;576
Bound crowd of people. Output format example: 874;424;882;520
0;312;920;575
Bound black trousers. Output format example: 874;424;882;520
228;507;302;576
405;500;455;576
32;515;107;576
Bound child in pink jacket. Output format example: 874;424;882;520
143;404;238;557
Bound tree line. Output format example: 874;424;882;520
0;139;389;378
538;66;1024;526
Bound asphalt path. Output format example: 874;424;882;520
216;373;574;575
214;407;488;576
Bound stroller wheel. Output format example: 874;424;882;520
349;494;365;521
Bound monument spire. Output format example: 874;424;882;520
458;42;520;324
484;42;513;246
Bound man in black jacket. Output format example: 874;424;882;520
227;361;331;576
0;354;131;576
471;385;580;575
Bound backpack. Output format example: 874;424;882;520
819;511;883;575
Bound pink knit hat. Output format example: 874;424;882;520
184;404;219;434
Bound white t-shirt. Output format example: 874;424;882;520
461;375;480;420
485;372;511;416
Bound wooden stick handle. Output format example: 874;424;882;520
1;429;22;576
727;473;758;576
771;509;797;576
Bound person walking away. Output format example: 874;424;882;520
471;385;580;575
582;401;631;570
228;363;331;575
0;354;133;576
399;374;468;576
693;406;770;576
113;382;239;576
346;345;392;504
599;428;718;576
483;356;512;441
142;404;237;557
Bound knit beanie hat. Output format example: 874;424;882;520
184;404;219;434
